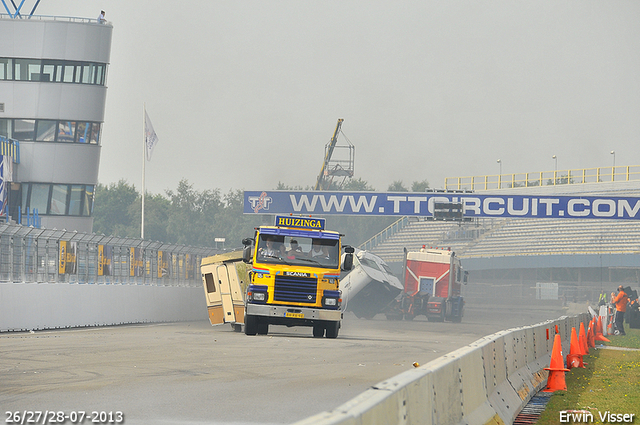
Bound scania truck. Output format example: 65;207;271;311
241;216;354;338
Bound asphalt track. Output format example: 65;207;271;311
0;303;571;425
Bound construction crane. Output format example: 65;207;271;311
314;119;355;190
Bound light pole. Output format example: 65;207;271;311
610;150;615;181
552;155;557;185
497;159;502;188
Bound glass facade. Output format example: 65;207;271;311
0;119;101;144
20;183;95;217
0;57;106;85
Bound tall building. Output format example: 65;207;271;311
0;10;112;232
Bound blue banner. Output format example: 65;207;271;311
244;190;640;220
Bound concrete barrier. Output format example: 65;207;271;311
0;282;208;331
296;313;591;425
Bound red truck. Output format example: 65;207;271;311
387;247;467;322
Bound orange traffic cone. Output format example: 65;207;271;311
587;318;596;349
579;322;589;356
566;327;585;369
595;316;610;342
543;333;570;392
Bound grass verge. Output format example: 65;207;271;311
537;326;640;424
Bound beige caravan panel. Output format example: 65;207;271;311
216;264;237;324
202;269;224;326
200;252;245;327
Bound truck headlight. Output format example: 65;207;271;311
324;298;337;306
248;285;268;303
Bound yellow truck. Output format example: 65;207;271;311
241;215;354;338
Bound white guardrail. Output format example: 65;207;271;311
296;313;589;425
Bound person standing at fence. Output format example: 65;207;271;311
611;285;629;336
598;290;607;306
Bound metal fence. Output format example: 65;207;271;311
0;222;218;286
445;165;640;191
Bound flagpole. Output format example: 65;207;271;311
141;103;145;239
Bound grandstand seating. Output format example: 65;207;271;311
368;216;640;262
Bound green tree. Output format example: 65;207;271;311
388;180;409;192
127;192;171;241
410;179;430;192
214;189;266;248
342;177;376;191
93;180;139;237
165;179;222;246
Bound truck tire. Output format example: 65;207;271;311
428;309;445;322
325;321;340;338
244;315;258;336
313;324;325;338
257;322;269;335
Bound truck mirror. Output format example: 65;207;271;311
463;271;469;285
242;245;252;263
342;253;353;271
344;245;355;254
242;238;253;246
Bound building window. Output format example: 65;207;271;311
41;62;56;82
0;119;11;138
0;58;12;80
69;185;83;215
21;183;95;217
90;123;100;144
76;122;90;143
63;64;75;83
50;185;68;215
14;59;42;81
83;185;94;216
29;184;50;214
13;119;36;141
36;120;57;142
9;119;101;144
1;57;107;86
58;121;76;143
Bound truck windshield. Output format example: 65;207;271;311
256;234;339;269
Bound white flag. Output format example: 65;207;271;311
144;110;159;161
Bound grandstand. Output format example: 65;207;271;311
362;176;640;303
368;217;640;263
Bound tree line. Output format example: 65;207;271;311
92;178;430;249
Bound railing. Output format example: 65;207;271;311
445;165;640;191
0;13;110;25
0;222;218;286
358;216;409;251
17;207;40;228
0;136;19;163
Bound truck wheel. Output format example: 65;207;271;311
257;322;269;335
325;322;340;339
244;315;258;336
404;313;415;321
428;310;445;322
313;324;325;338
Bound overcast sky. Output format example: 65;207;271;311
37;1;640;195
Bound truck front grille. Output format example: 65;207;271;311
274;275;317;303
